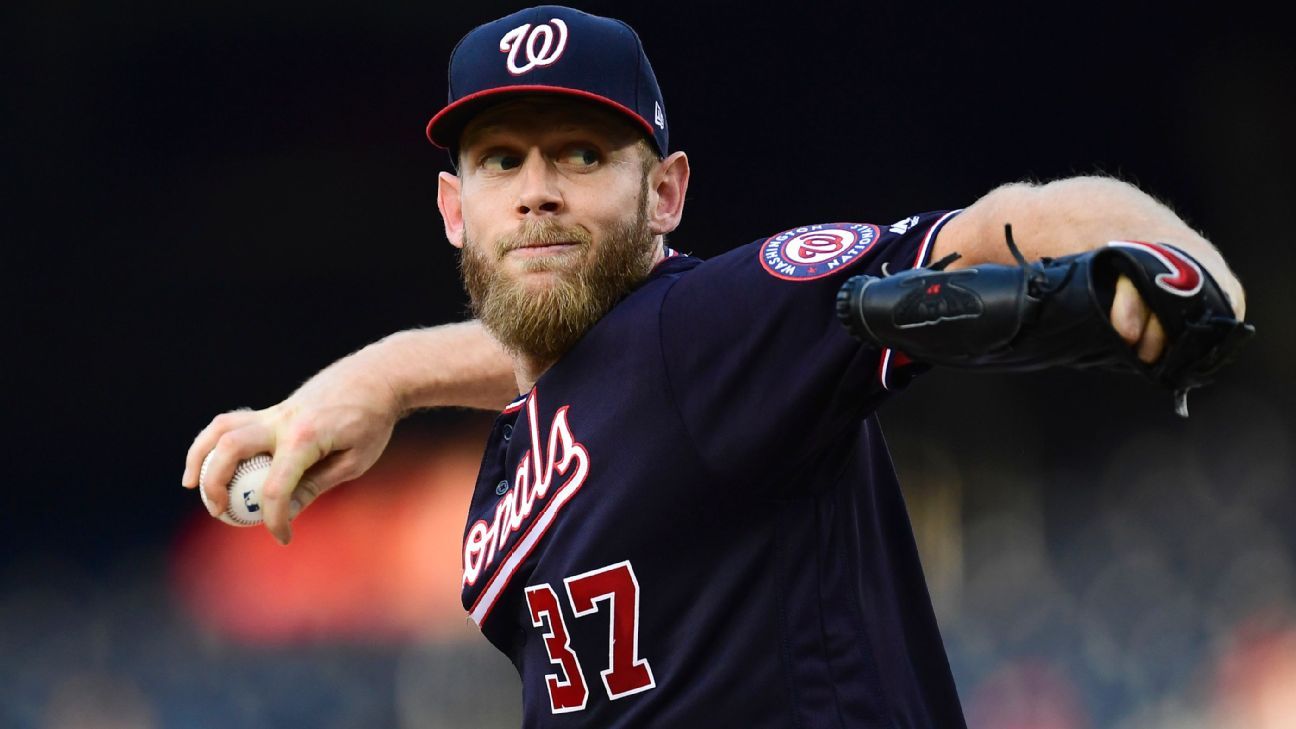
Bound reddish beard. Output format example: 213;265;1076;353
458;194;657;366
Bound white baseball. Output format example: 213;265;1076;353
199;451;272;527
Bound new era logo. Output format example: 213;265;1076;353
654;101;664;129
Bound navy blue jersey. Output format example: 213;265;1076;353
460;211;967;728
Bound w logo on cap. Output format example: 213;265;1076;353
500;19;569;75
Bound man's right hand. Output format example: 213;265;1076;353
182;354;402;545
181;322;518;544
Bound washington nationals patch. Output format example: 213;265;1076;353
760;223;880;281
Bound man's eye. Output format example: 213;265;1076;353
480;152;522;171
560;146;600;167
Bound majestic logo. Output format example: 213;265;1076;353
889;216;919;235
462;392;590;591
760;223;880;281
500;19;569;75
1107;240;1203;296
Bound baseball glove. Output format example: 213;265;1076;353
835;225;1254;416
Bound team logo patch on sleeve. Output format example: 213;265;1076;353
760;223;880;281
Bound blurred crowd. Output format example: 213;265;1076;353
934;409;1296;729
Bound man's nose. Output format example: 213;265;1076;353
515;150;562;217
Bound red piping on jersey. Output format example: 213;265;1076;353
649;246;681;272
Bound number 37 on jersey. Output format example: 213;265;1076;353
525;560;656;714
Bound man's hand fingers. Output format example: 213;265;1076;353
201;422;275;517
293;453;362;514
260;432;328;545
1110;275;1151;346
183;409;254;488
256;452;364;545
1137;314;1167;364
1110;275;1170;364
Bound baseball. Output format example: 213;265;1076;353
198;451;272;527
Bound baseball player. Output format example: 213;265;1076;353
183;6;1249;727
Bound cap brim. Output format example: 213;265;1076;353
426;85;658;151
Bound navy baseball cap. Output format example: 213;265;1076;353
426;5;668;157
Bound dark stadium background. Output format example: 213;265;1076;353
6;1;1294;727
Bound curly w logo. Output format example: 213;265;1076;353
500;19;569;75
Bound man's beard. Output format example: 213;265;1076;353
458;191;658;367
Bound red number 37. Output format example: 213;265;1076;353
524;560;656;714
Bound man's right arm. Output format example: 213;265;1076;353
362;321;519;414
181;320;517;545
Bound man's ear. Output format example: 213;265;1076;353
648;151;690;236
437;171;465;249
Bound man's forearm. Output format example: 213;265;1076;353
336;321;518;413
935;176;1246;317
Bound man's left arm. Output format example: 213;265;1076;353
930;175;1246;363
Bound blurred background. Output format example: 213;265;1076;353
5;0;1293;727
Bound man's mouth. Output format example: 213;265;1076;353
507;241;582;258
